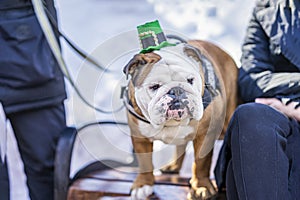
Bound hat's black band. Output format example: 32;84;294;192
140;32;167;49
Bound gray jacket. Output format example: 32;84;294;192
0;0;66;114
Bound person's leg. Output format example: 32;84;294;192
7;104;66;200
286;118;300;199
225;160;238;200
225;103;292;200
0;158;10;200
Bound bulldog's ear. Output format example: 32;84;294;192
183;45;202;63
123;53;161;78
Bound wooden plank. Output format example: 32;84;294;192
68;167;190;200
68;179;131;199
68;178;190;200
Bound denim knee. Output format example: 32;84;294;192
230;102;291;142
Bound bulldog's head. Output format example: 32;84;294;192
124;43;205;130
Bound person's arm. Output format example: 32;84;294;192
238;9;300;102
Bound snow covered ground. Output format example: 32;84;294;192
7;0;255;199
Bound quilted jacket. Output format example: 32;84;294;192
239;0;300;102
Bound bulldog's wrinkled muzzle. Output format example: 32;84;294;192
167;87;187;108
166;87;189;120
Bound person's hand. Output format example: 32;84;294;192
255;98;300;122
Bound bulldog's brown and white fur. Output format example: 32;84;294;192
123;40;238;199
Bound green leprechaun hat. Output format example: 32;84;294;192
137;20;176;54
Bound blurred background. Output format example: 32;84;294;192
7;0;255;199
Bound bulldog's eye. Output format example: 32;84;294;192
187;78;194;85
149;84;161;91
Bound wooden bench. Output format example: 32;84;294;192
68;167;191;200
53;126;226;200
53;126;193;200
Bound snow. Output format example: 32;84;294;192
7;0;255;199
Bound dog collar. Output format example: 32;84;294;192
201;54;220;109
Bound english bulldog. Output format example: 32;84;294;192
123;40;238;199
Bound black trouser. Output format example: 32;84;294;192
218;103;300;200
0;158;9;200
0;104;66;200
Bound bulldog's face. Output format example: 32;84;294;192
124;44;205;130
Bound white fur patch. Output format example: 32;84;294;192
131;185;153;200
138;113;196;145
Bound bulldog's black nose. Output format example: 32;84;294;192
167;87;185;98
169;100;182;110
167;87;187;110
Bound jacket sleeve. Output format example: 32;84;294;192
238;9;300;102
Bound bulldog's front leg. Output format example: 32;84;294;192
131;136;155;200
189;137;216;200
161;143;187;174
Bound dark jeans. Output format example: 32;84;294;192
218;103;300;200
0;104;66;200
0;158;9;200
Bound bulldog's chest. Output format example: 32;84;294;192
138;121;196;145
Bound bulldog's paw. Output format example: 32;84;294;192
188;177;217;200
187;187;214;200
131;185;153;200
160;163;181;174
131;173;155;200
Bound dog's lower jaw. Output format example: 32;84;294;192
164;118;190;127
149;115;193;130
